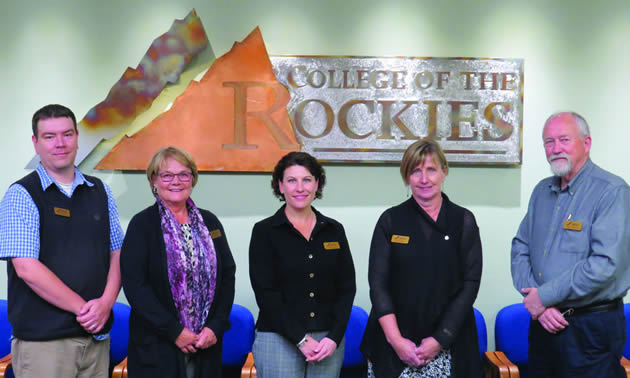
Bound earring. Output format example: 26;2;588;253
152;186;158;195
406;185;410;197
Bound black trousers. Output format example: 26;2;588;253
528;306;626;378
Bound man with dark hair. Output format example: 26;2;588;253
511;112;630;377
0;104;124;377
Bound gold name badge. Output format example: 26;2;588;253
324;242;340;250
391;235;410;244
210;229;222;239
53;207;71;217
563;220;582;231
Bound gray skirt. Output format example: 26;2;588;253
252;330;345;378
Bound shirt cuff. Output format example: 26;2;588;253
537;284;556;307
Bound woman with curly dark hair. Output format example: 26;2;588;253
249;151;356;378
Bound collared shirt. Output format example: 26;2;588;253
511;159;630;308
0;164;124;260
249;205;356;345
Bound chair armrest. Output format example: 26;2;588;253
112;356;128;378
240;352;256;378
494;351;520;378
484;351;513;378
621;356;630;378
0;353;11;378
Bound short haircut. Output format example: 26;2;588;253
271;151;326;201
146;146;199;190
32;104;77;138
399;139;448;184
543;112;591;139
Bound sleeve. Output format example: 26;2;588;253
538;185;630;306
249;222;306;344
103;182;124;252
367;211;395;318
0;184;40;260
204;216;236;338
432;211;483;348
120;213;184;342
510;189;540;293
326;224;356;344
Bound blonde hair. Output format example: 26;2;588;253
146;146;199;190
400;139;448;184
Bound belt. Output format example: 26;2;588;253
559;298;622;317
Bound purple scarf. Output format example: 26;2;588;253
156;196;217;333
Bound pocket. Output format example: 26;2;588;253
559;226;589;255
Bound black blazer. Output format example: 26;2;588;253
249;206;356;345
361;195;483;377
121;203;236;378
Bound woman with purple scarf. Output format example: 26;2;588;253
121;146;236;378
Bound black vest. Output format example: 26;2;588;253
7;171;113;341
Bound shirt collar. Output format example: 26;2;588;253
550;158;593;194
270;204;332;228
35;163;94;194
406;193;450;233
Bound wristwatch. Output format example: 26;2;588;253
296;335;308;348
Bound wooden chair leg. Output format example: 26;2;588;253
621;356;630;378
484;351;513;378
240;352;256;378
112;356;128;378
0;353;12;378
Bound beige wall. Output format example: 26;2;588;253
2;0;630;349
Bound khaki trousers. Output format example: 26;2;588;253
11;336;110;378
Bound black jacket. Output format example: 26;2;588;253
249;206;356;344
361;195;483;377
121;203;236;378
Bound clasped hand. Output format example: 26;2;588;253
298;335;337;363
175;327;217;354
522;287;568;333
392;336;441;367
76;297;110;334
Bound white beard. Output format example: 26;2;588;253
549;154;571;177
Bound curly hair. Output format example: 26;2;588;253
271;152;326;201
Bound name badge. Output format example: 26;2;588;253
210;229;222;239
563;220;582;231
391;235;410;244
54;207;71;218
324;242;340;250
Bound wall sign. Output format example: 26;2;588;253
272;56;523;165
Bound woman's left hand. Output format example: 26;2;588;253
195;327;218;349
306;337;337;362
415;337;441;364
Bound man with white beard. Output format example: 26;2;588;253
511;112;630;377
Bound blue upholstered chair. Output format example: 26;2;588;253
339;305;369;378
222;303;255;366
488;302;630;378
115;303;255;378
110;302;131;376
490;303;530;378
342;305;369;368
0;300;13;378
241;305;371;378
622;303;630;373
495;303;530;374
474;307;488;358
474;307;512;378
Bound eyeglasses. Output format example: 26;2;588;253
158;172;193;182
